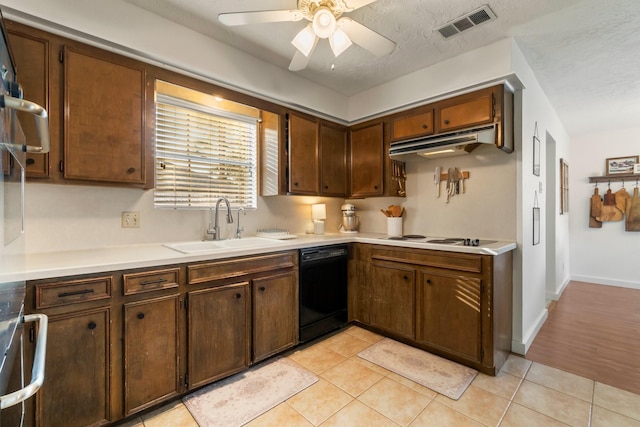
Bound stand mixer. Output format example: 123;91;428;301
339;203;359;233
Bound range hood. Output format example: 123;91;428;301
389;124;496;160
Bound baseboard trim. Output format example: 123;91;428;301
570;275;640;290
511;308;548;355
545;276;571;301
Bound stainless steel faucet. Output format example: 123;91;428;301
207;197;233;240
236;207;245;239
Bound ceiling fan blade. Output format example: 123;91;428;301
289;41;318;71
218;9;304;26
338;0;378;12
338;17;395;57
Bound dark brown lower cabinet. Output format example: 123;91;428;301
351;243;513;375
18;251;299;426
124;294;180;415
187;282;250;389
252;271;298;362
369;262;416;340
416;271;482;361
37;307;110;427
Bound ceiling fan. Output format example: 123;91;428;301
218;0;396;71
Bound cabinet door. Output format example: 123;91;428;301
63;45;146;184
37;307;110;427
370;262;415;339
188;282;250;388
124;294;180;415
253;271;298;362
7;28;50;178
391;110;434;141
288;112;319;194
436;89;494;132
319;123;347;196
416;271;482;361
350;122;384;197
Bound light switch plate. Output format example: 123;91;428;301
121;211;140;228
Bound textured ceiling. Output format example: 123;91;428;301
123;0;640;137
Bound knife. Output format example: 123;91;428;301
454;167;460;195
446;167;453;203
434;166;441;197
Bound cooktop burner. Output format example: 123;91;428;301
427;238;496;247
386;234;426;241
427;238;465;244
381;236;496;247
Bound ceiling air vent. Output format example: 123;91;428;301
436;5;497;39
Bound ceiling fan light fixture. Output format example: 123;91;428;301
329;29;352;56
292;24;317;56
312;7;337;38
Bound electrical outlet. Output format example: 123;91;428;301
121;211;140;228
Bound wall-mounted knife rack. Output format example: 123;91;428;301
439;170;470;181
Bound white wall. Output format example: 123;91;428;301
23;182;345;253
570;127;640;289
509;40;571;354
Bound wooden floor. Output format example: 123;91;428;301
526;280;640;395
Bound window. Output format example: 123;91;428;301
154;81;259;209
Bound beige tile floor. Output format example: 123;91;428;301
118;326;640;427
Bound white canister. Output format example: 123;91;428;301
387;217;403;236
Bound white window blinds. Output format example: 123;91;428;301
154;90;258;209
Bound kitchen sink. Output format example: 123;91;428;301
163;237;287;254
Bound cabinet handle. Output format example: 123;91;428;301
137;313;145;320
422;124;428;129
127;167;136;174
324;185;329;190
443;119;450;125
374;185;378;190
293;182;299;187
88;321;97;330
426;279;432;284
140;278;168;286
26;158;35;166
235;293;242;299
58;289;94;298
259;286;266;292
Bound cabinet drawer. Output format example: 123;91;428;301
123;268;180;295
371;246;482;273
188;252;297;285
36;276;112;309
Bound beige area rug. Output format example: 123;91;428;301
183;358;317;427
358;338;477;400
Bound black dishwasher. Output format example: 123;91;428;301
299;245;348;343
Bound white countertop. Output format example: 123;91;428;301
3;233;516;282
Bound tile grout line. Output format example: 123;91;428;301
587;381;596;427
495;360;532;426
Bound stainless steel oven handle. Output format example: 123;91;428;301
0;313;48;409
0;95;50;154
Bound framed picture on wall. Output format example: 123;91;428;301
533;207;540;245
560;159;569;214
606;155;638;175
533;135;540;176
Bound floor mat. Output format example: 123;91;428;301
183;357;318;426
358;338;477;400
